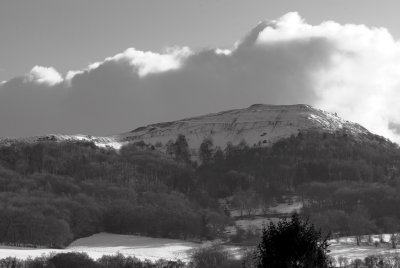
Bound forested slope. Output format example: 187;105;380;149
0;129;400;247
0;140;228;247
196;130;400;243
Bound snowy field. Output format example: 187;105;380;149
0;232;399;262
329;235;400;261
0;233;198;261
329;243;400;262
0;233;242;262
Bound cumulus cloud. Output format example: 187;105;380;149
65;47;192;81
1;12;400;143
27;66;63;86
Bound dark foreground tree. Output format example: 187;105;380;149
255;214;332;268
48;252;98;268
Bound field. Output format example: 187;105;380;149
329;235;400;261
0;233;242;262
1;232;400;263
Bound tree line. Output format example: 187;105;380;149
0;140;228;247
193;130;400;245
0;129;399;247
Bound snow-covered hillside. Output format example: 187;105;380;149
0;104;372;150
116;104;370;149
0;134;122;149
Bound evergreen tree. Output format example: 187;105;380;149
174;134;191;163
199;137;214;164
255;214;332;268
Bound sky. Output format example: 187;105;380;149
1;0;400;142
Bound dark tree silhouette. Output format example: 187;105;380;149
48;252;98;268
173;134;191;163
255;214;332;268
199;137;214;164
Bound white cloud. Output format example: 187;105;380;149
109;47;192;77
26;66;63;86
255;12;400;142
214;48;232;56
65;47;192;82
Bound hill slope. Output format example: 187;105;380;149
117;104;370;149
0;104;374;150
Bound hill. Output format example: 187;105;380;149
117;104;371;149
0;104;400;248
0;104;373;151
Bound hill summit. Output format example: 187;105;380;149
116;104;370;149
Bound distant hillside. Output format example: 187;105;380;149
116;104;371;149
0;104;374;151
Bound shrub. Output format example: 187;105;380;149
189;244;229;268
48;252;98;268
